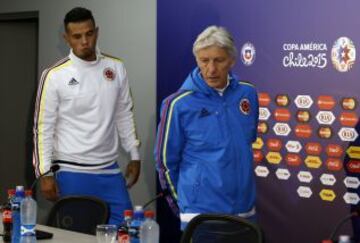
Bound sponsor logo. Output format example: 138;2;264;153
341;97;357;110
257;122;269;134
252;137;264;150
282;42;327;69
343;192;360;205
320;173;337;186
295;124;312;138
275;168;291;180
305;156;322;169
255;166;270;177
347;160;360;173
296;110;311;123
326;158;343;171
274;108;291;122
286;153;302;167
239;98;251;115
68;78;79;86
297;171;313;183
259;107;271;121
103;67;116;81
305;142;322;156
285;140;302;153
319;189;336;202
266;152;282;164
259;92;271;107
343;177;360;189
275;94;290;107
338;127;359;142
241;42;256;66
294;95;313;109
253;150;264;163
346;146;360;159
339;112;358;127
325;144;343;157
331;37;356;72
318;126;333;139
273;123;291;136
317;96;336;110
266;138;282;151
297;186;313;198
316;111;335;125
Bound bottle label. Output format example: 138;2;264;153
2;209;12;223
20;224;36;236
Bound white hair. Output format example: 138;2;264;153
192;25;237;58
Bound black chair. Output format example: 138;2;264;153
180;214;263;243
46;195;109;235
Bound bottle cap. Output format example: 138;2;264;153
134;205;143;212
124;209;133;217
7;189;15;196
144;210;155;218
25;190;33;196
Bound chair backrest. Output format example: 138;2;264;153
180;214;263;243
46;195;109;235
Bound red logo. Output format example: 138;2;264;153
286;153;302;166
305;142;322;155
295;124;312;138
274;108;291;122
239;99;251;115
326;158;343;171
253;150;264;163
259;93;271;107
339;112;358;127
347;160;360;173
103;67;116;81
266;138;282;151
317;96;336;110
326;144;343;157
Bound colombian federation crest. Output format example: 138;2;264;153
239;98;251;115
103;67;116;81
331;37;356;72
241;42;256;66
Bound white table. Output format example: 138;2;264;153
1;224;97;243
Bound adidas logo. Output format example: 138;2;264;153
68;78;79;86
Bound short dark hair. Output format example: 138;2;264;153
64;7;95;31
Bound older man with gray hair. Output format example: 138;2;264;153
155;25;259;234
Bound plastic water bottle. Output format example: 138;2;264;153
118;209;133;243
20;190;37;237
140;211;159;243
2;189;15;242
129;206;144;243
11;185;25;243
20;235;36;243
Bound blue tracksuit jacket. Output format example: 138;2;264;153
155;67;259;227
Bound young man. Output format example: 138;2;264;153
155;26;259;231
33;7;141;225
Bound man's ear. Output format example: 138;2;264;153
63;32;69;46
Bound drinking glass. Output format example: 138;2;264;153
96;224;117;243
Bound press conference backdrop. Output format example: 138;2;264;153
157;1;360;242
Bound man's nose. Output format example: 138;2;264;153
81;36;88;45
208;61;217;74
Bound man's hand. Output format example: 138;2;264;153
40;176;59;201
125;160;141;188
